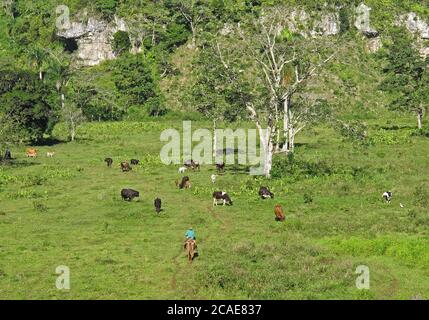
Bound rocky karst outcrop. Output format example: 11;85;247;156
399;12;429;39
56;16;127;66
59;4;429;67
396;12;429;58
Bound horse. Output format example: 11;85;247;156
184;239;198;263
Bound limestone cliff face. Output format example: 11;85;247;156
56;16;127;66
399;12;429;39
57;4;429;67
396;12;429;58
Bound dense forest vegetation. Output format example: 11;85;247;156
0;0;428;148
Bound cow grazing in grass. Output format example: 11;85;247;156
121;162;132;172
47;151;55;158
184;159;200;171
26;148;37;158
216;162;225;172
259;186;274;199
121;189;139;201
178;166;187;174
213;191;233;206
179;176;191;189
154;198;162;214
382;191;392;203
274;204;285;221
105;158;113;168
130;159;140;165
211;174;217;184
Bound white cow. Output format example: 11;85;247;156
382;191;392;203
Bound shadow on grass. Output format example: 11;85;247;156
32;137;66;147
0;159;40;168
378;125;415;131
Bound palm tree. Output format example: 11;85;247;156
47;52;72;109
28;47;47;81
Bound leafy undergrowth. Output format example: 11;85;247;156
320;236;429;270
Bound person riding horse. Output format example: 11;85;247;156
184;228;198;261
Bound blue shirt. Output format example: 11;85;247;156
185;229;196;240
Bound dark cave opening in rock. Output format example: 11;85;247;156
61;38;79;53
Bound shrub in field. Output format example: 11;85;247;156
370;129;413;145
272;153;335;180
303;193;314;204
413;185;429;208
21;174;47;187
8;189;45;199
322;236;429;270
42;166;75;179
411;128;429;138
33;201;48;213
0;171;18;185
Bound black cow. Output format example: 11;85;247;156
213;191;233;206
154;198;162;213
121;189;139;201
105;158;113;168
259;186;274;199
131;159;140;165
121;162;132;172
179;176;191;189
215;162;225;172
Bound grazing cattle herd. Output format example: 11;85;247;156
8;148;398;262
107;157;289;235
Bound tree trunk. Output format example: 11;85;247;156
190;22;196;49
61;93;65;109
417;108;423;129
71;129;75;142
152;22;156;46
264;138;274;178
39;69;43;81
275;129;280;153
257;127;273;178
288;126;295;153
212;119;217;159
281;95;291;153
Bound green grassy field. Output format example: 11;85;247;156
0;116;428;300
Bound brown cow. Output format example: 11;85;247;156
178;176;191;189
26;148;38;158
274;204;285;222
120;162;132;172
